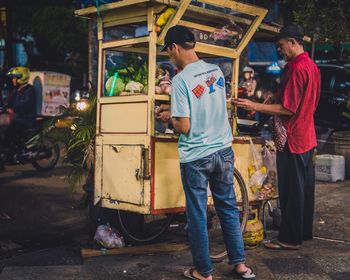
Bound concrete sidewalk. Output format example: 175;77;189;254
0;165;349;280
0;237;349;279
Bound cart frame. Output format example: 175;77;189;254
75;0;286;216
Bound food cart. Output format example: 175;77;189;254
75;0;285;247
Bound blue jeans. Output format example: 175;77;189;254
180;147;245;276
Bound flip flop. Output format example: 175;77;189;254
233;266;256;280
264;239;300;250
183;268;208;280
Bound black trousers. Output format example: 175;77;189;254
277;144;315;245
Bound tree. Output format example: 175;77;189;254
11;0;88;81
280;0;350;60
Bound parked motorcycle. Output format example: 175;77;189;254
0;115;60;171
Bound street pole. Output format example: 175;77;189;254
311;33;316;61
88;20;98;90
5;0;13;68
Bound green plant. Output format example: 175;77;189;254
107;55;148;86
42;94;97;193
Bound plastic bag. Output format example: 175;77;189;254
94;224;125;249
248;139;267;199
258;141;278;200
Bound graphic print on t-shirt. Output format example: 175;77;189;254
171;59;233;163
206;75;217;94
216;77;225;89
191;68;222;98
192;84;205;98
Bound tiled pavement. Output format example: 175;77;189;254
1;171;349;280
1;238;350;280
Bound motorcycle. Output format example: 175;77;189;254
0;112;60;171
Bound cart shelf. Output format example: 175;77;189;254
154;95;170;101
154;133;179;140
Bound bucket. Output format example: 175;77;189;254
330;131;350;179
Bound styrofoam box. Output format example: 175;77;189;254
315;154;345;182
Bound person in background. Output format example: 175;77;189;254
4;66;36;149
239;66;257;98
238;66;258;120
233;24;320;250
163;25;255;280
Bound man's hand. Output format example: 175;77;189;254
231;98;256;111
232;97;293;116
155;104;171;123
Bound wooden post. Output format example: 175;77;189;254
148;7;157;136
157;0;192;45
236;16;266;55
232;58;239;136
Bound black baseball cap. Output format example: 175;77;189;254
161;25;195;51
275;24;304;41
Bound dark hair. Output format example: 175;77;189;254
169;41;196;50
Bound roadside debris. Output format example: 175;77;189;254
94;224;125;249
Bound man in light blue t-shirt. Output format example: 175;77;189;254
160;26;255;280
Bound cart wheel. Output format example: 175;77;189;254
117;211;174;245
209;167;249;262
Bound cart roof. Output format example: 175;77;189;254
75;0;310;42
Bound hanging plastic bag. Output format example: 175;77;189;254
248;139;267;200
259;141;278;200
94;224;125;249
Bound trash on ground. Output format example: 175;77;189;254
94;224;125;249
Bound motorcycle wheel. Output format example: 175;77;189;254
32;138;60;171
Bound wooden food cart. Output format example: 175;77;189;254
75;0;282;245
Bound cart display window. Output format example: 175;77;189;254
104;22;148;42
180;6;257;49
102;46;148;97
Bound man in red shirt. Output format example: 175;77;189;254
233;24;321;249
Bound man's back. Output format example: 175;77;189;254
171;60;233;163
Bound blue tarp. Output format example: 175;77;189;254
74;0;116;9
248;42;278;63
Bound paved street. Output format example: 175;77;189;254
0;164;350;280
